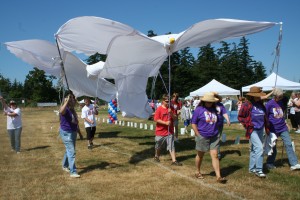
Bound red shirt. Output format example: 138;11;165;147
154;106;174;136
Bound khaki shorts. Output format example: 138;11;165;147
195;134;219;152
155;134;175;151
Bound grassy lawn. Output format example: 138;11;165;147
0;107;300;200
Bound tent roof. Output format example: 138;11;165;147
242;72;300;92
190;79;240;97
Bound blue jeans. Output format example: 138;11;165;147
249;129;264;172
60;129;77;174
267;131;298;166
7;128;22;152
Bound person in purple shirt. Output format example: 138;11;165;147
213;93;231;159
238;86;270;178
192;92;226;183
59;92;80;178
265;88;300;170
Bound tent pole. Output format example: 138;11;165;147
55;38;70;91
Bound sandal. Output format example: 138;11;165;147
195;172;204;179
217;177;227;184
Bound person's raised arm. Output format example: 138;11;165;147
0;96;8;110
59;96;70;115
261;90;274;100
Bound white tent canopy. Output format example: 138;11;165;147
242;72;300;92
190;79;240;97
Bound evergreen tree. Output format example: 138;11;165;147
9;79;23;98
194;44;219;87
0;74;11;98
24;68;58;104
252;61;267;82
237;37;255;86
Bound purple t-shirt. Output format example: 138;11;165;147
191;106;218;138
216;102;227;128
251;102;265;130
60;107;78;132
266;99;288;133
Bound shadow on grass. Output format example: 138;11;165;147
220;139;249;146
129;146;156;164
26;145;51;151
220;150;242;160
79;162;122;175
98;131;122;138
264;158;290;173
98;131;153;140
208;164;243;177
129;137;196;164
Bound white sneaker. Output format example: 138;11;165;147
290;163;300;170
295;130;300;133
70;173;80;178
62;167;70;172
255;171;266;178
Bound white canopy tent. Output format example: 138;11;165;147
242;72;300;92
190;79;240;97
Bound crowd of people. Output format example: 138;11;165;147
1;86;300;181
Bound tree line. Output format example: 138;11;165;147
0;34;267;105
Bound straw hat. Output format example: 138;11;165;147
246;86;266;97
201;92;219;102
212;92;222;101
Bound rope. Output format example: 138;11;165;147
150;75;158;100
158;71;169;94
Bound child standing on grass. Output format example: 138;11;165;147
153;94;182;166
81;98;98;149
181;100;192;134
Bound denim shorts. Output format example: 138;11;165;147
195;134;219;152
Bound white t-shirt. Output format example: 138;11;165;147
4;107;22;129
81;104;97;127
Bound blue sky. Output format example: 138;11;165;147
1;0;299;85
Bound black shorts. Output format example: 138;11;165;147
85;127;96;140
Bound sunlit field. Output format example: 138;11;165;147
1;107;300;200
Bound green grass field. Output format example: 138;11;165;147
1;107;300;200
